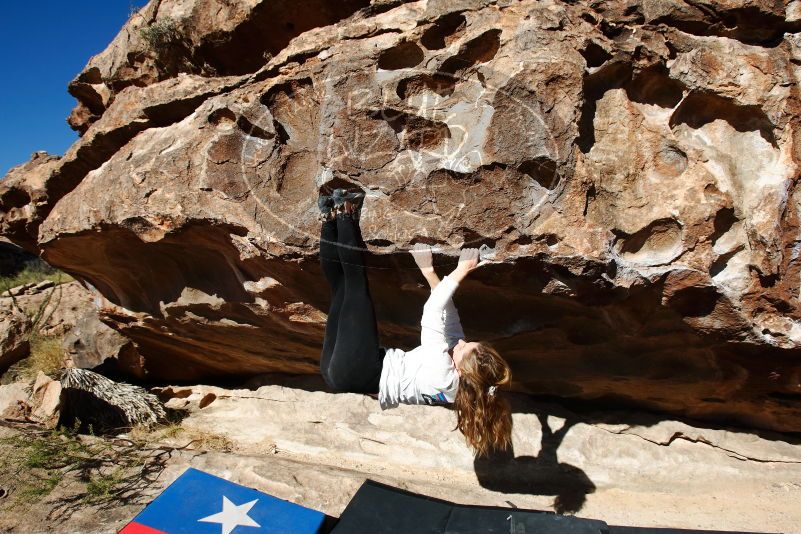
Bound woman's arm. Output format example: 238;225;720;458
415;246;478;348
420;274;460;346
422;270;440;290
411;245;482;287
448;247;481;284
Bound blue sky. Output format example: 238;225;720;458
0;1;150;178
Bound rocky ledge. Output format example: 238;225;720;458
1;0;801;433
2;377;800;532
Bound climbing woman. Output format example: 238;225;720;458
317;187;513;457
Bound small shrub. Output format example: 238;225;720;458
127;2;144;22
85;467;125;502
140;17;181;51
16;472;62;504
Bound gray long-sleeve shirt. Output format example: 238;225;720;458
378;274;465;409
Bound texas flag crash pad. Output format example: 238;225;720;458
119;467;325;534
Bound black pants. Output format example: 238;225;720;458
319;214;385;393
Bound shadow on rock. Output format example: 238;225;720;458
473;413;595;514
241;372;333;392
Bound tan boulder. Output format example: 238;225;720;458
148;378;801;531
0;381;30;421
28;371;61;428
0;308;31;374
1;0;801;433
63;308;146;378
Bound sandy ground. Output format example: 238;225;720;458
1;381;800;533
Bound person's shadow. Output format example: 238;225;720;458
473;412;595;514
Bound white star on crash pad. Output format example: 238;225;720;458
198;495;261;534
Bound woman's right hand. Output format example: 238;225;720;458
452;248;481;280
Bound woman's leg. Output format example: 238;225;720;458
319;217;344;387
325;212;384;393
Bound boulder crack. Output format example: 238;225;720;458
596;426;801;464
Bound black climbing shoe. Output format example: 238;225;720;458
332;188;365;205
318;194;335;222
332;188;365;221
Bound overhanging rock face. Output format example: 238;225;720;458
2;0;801;432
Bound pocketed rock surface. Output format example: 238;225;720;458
2;0;801;433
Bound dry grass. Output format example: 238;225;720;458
127;422;183;442
0;421;182;522
0;261;73;291
23;332;63;375
1;332;64;384
0;422;143;510
27;333;64;375
0;259;71;384
125;422;235;453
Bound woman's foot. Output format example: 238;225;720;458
332;188;365;221
318;194;336;222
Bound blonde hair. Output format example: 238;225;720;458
453;341;513;457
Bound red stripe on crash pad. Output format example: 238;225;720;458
118;521;167;534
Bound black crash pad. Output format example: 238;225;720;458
331;479;608;533
330;480;773;534
609;528;770;534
